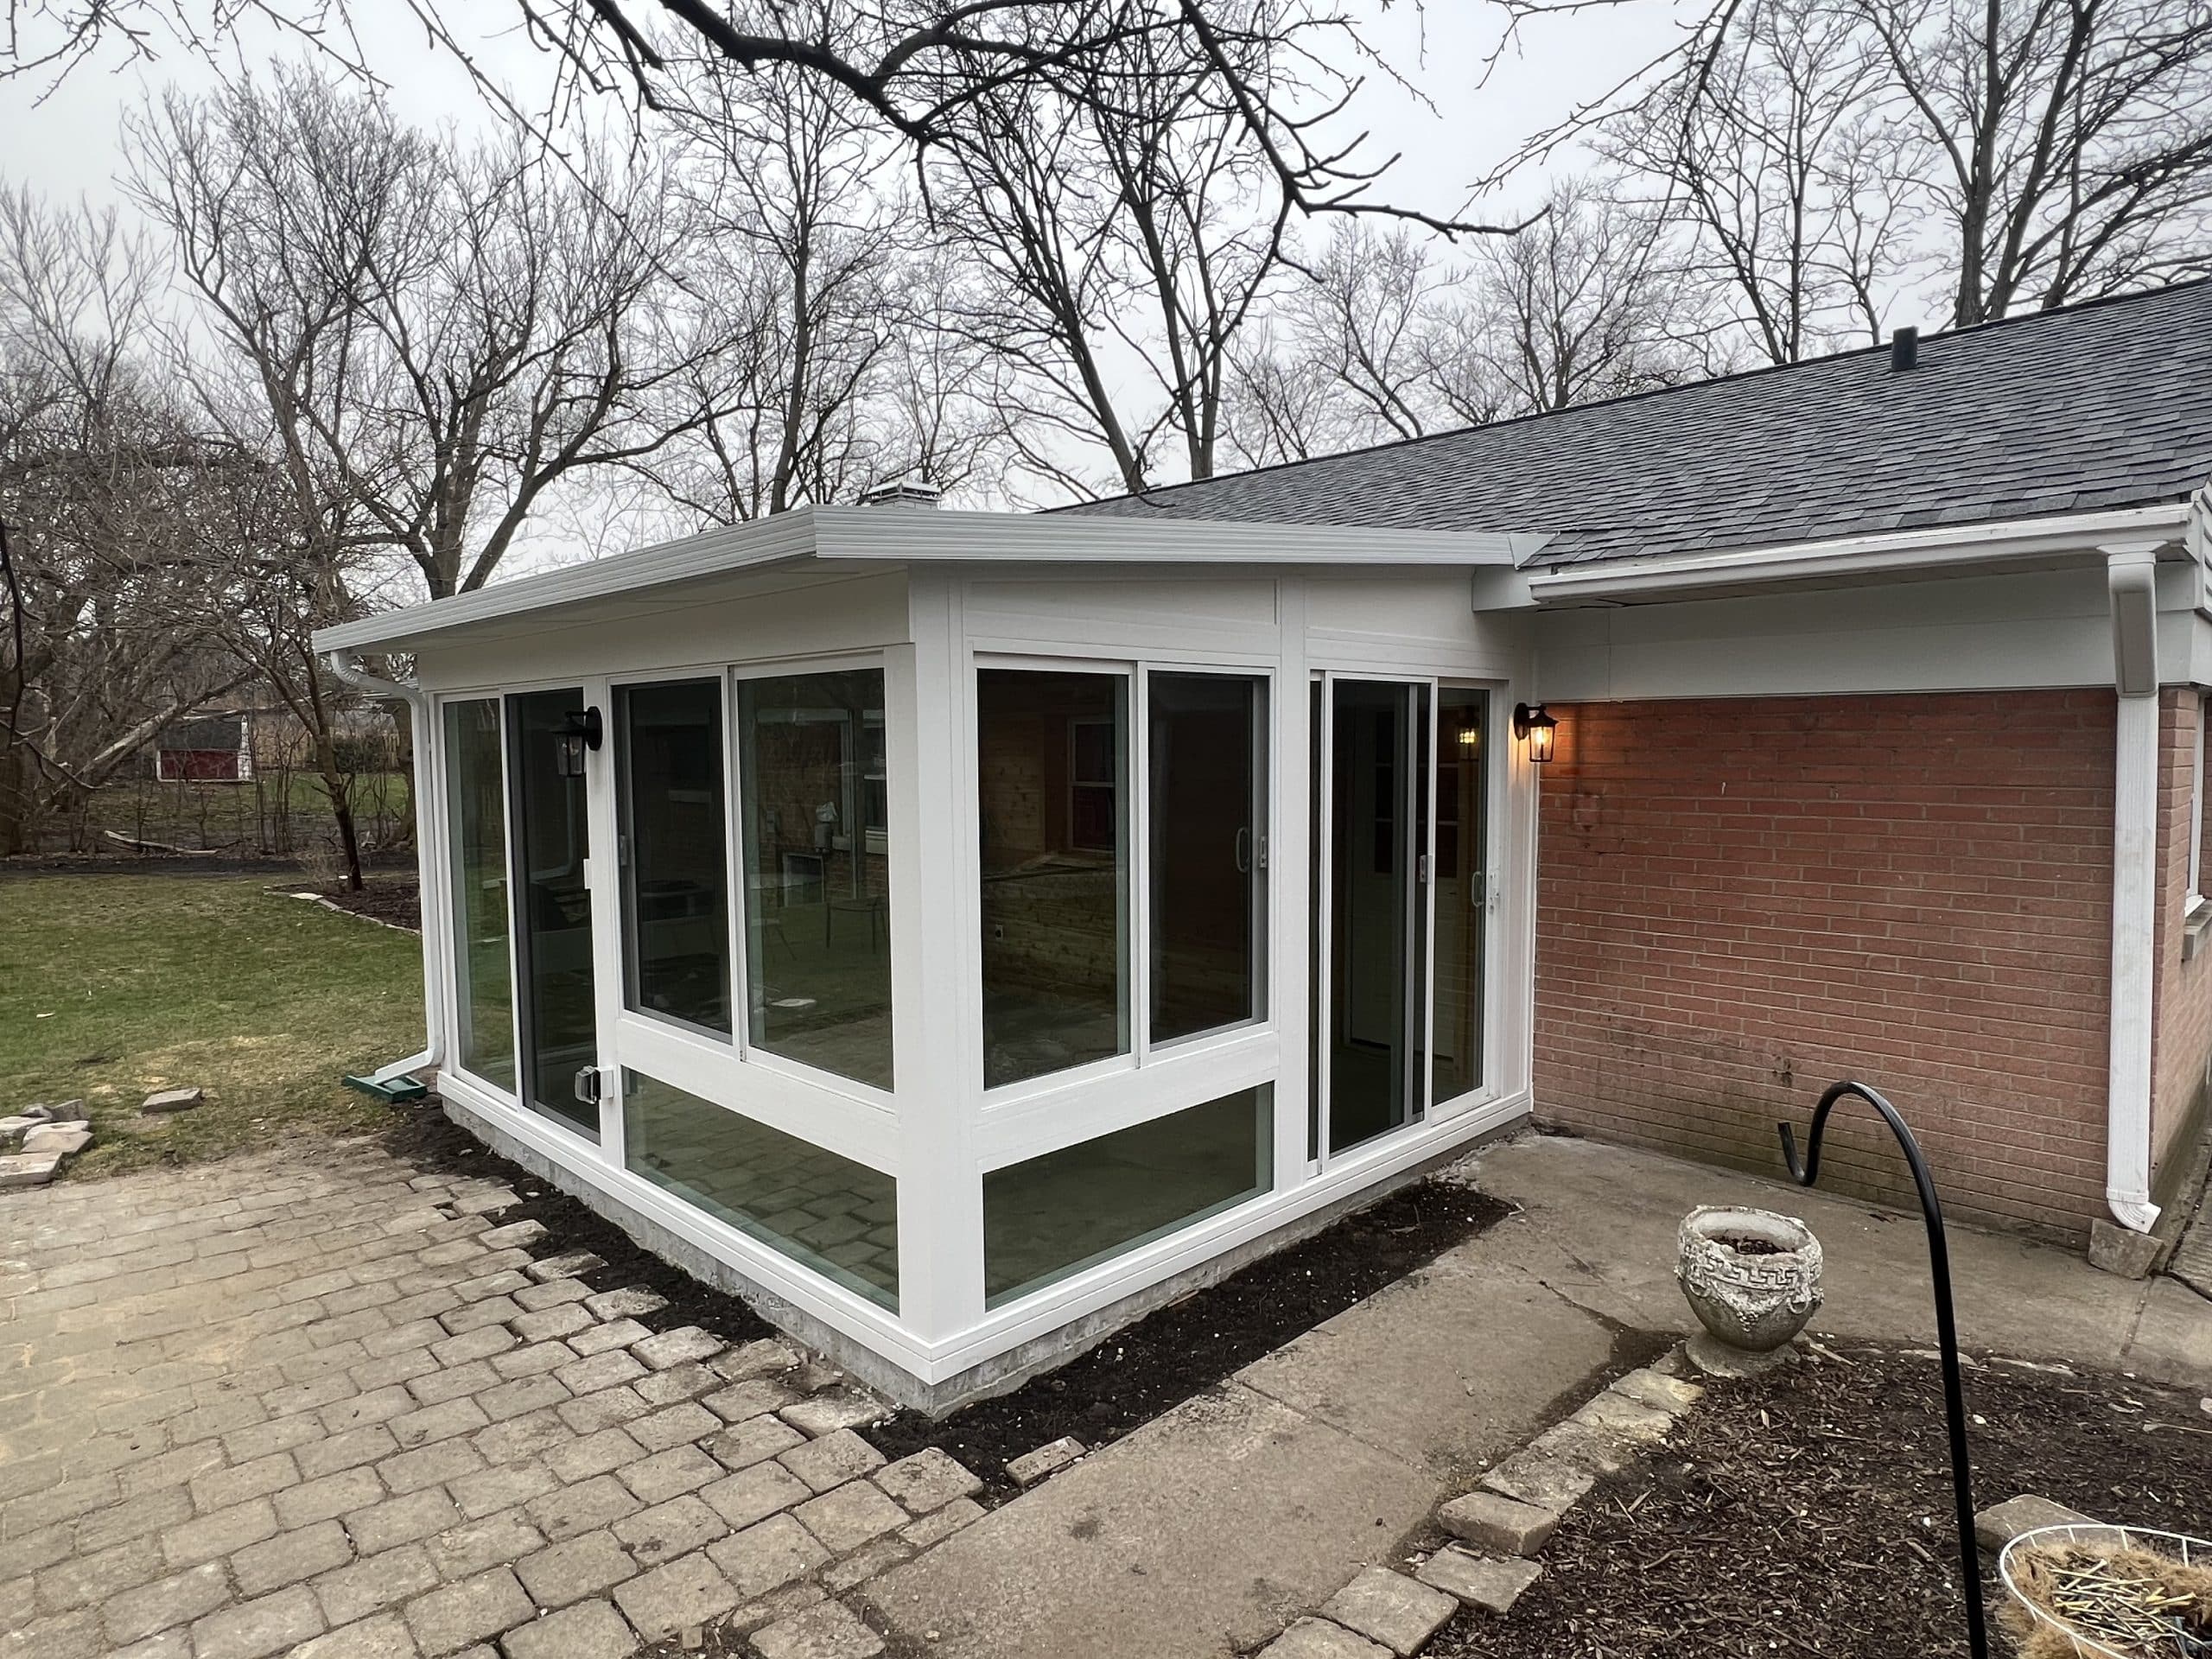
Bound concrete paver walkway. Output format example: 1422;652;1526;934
0;1140;981;1659
861;1133;2212;1659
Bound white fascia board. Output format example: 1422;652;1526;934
1523;504;2191;604
313;510;827;654
312;507;1548;657
810;505;1547;567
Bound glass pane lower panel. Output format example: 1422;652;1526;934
622;1071;898;1311
982;1085;1272;1307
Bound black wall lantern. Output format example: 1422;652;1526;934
554;706;603;778
1512;702;1557;764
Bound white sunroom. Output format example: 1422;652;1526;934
317;505;1549;1408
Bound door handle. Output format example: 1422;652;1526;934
574;1066;603;1106
1234;827;1252;874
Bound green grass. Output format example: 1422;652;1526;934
0;874;425;1176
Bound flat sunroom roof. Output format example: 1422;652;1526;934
314;505;1548;657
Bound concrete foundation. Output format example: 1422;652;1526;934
438;1093;1522;1414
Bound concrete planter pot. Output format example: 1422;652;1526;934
1675;1205;1823;1358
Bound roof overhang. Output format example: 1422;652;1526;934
1517;503;2194;607
315;506;1550;658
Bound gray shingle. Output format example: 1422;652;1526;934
1063;281;2212;567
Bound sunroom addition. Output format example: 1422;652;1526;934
319;507;1545;1409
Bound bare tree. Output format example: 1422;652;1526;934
927;11;1288;498
0;183;250;855
1466;177;1705;413
1601;0;1901;362
129;70;693;601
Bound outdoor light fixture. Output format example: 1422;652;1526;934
554;706;603;778
1512;702;1557;764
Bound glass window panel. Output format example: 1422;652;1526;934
982;1086;1272;1306
1149;672;1266;1046
507;690;599;1139
1432;690;1487;1103
444;698;514;1091
623;1070;897;1310
619;680;733;1035
976;669;1129;1089
737;669;893;1089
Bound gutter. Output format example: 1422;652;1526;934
1524;504;2191;604
2102;543;2167;1233
325;649;445;1097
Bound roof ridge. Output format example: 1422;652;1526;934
1057;276;2212;514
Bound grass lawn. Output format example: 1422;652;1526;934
0;874;424;1176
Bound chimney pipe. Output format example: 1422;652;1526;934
1891;327;1919;372
860;474;943;508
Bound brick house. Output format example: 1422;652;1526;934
318;279;2212;1408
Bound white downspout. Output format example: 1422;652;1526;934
326;649;447;1087
2103;543;2164;1233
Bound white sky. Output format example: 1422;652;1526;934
1;0;1697;578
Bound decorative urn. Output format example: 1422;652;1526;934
1675;1205;1824;1355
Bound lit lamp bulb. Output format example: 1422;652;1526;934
1512;702;1558;764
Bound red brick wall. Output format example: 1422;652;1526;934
1532;691;2115;1242
2151;690;2212;1184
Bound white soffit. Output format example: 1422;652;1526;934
1522;504;2192;605
315;507;1547;656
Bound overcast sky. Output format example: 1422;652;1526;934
3;1;1690;224
2;0;1695;579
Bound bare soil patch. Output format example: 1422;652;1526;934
864;1179;1510;1502
294;874;421;930
1427;1345;2212;1659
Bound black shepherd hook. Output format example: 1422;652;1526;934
1779;1079;1987;1659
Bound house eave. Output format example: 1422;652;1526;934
1520;503;2194;606
313;507;1550;658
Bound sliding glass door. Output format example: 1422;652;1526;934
506;688;601;1139
1313;677;1489;1159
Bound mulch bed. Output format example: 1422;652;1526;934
863;1179;1510;1502
1428;1345;2212;1659
296;875;422;930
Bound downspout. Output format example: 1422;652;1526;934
2102;543;2164;1233
326;649;446;1090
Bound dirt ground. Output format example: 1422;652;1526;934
864;1179;1509;1501
1427;1344;2212;1659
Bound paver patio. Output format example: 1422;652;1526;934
0;1138;982;1659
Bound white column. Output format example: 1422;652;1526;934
889;571;986;1352
1274;577;1313;1187
2104;543;2164;1232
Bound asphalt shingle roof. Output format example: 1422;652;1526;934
1062;280;2212;568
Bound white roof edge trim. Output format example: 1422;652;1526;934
808;505;1548;565
1524;503;2192;601
313;506;1550;654
315;510;823;653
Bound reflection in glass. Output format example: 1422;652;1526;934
1325;679;1425;1155
976;670;1128;1089
625;1071;897;1310
619;681;731;1035
737;669;893;1089
1432;690;1487;1103
1149;673;1266;1045
983;1087;1271;1305
445;698;514;1090
507;689;600;1139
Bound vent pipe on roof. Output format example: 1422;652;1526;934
1890;327;1919;372
860;474;943;508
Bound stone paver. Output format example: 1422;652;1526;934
751;1597;887;1659
1319;1567;1457;1656
1;1141;900;1659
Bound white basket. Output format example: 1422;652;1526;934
1999;1523;2212;1658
